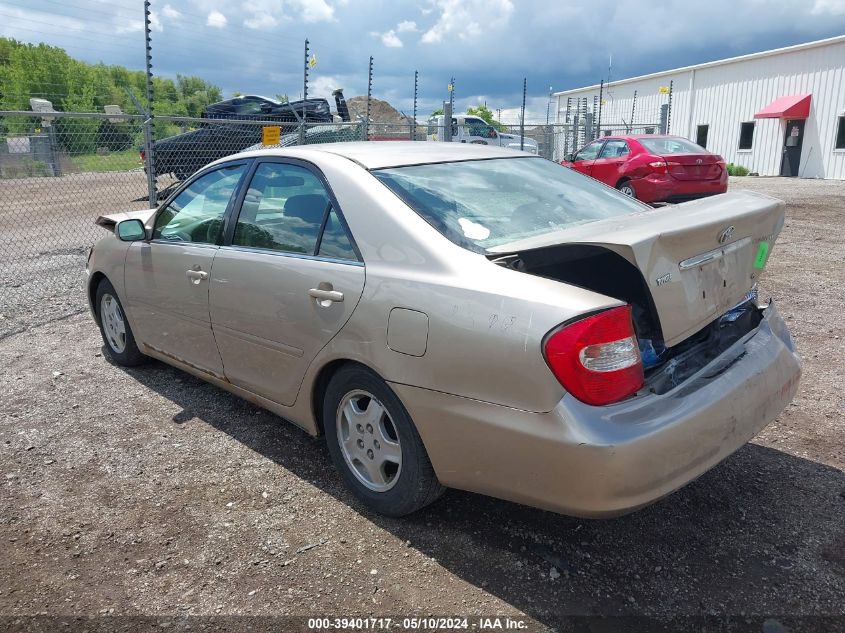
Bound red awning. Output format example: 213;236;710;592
754;94;812;119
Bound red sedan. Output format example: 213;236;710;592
561;135;728;204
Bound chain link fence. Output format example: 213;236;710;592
0;103;672;338
0;109;442;338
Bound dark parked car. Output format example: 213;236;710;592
561;135;728;204
202;95;332;123
145;90;350;180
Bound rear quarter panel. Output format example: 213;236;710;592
295;153;622;414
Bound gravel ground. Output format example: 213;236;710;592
1;175;844;632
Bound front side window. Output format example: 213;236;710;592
574;140;604;161
464;118;496;138
153;164;247;244
374;157;644;252
739;121;755;150
232;162;355;258
598;140;629;158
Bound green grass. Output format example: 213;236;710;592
726;162;750;177
69;149;141;173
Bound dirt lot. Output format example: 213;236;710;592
1;175;844;631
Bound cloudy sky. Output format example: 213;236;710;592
2;0;845;122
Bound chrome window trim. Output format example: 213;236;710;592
218;244;364;267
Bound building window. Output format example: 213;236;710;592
836;116;845;150
696;124;709;149
739;121;755;150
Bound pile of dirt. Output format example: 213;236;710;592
346;96;412;124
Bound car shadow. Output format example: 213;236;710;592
116;357;845;630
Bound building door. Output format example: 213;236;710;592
780;119;805;177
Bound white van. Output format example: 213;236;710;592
427;114;538;154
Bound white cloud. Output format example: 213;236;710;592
116;10;161;33
397;20;418;32
381;30;403;47
244;12;279;29
289;0;335;22
207;10;227;28
421;0;513;43
161;4;181;19
812;0;845;13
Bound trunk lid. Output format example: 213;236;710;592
95;208;156;232
488;191;784;347
661;153;722;181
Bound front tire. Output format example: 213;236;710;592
95;279;146;367
617;181;637;199
323;365;444;516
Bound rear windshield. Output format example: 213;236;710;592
639;137;707;155
373;157;644;252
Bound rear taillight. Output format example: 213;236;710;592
543;305;644;406
648;160;681;175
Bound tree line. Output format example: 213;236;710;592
0;38;223;154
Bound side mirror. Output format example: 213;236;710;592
116;218;146;242
564;153;575;162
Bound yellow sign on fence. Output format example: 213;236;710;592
262;126;281;146
658;86;670;94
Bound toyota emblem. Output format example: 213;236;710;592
718;226;735;244
696;158;703;165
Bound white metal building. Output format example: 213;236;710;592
554;35;845;179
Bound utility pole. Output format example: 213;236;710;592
520;77;526;151
143;0;156;204
449;76;455;117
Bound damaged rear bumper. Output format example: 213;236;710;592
393;302;800;517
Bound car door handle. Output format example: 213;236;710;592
308;288;344;303
186;269;208;280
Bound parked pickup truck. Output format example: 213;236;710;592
426;114;538;154
144;91;350;180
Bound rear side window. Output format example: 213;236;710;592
598;140;629;158
374;157;644;252
232;162;357;260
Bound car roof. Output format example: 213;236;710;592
219;141;534;170
602;134;685;140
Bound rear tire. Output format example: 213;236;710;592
617;181;637;199
323;365;445;516
95;279;147;367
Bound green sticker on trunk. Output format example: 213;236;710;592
753;241;770;269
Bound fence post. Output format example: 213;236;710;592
303;39;310;102
629;90;637;132
597;80;604;137
412;70;418;141
365;56;373;141
520;77;526;152
667;80;674;134
143;0;156;204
